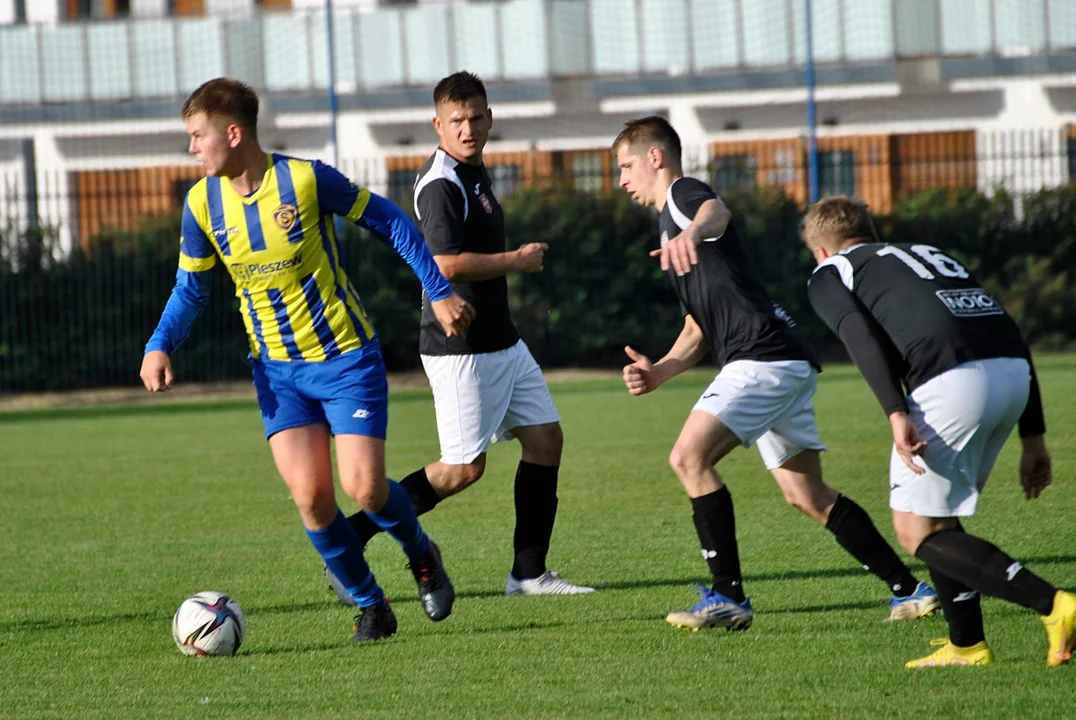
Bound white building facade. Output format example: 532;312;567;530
1;0;1075;251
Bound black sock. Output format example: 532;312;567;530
916;529;1056;616
512;461;558;580
825;494;919;597
401;467;443;516
346;468;442;546
691;487;745;603
929;566;985;647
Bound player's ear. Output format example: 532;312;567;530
809;244;830;265
487;108;494;131
648;146;663;170
227;123;243;149
432;114;444;137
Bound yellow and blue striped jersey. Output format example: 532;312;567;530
147;153;451;362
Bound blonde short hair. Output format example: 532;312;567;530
800;196;878;250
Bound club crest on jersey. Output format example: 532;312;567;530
479;194;493;214
273;204;299;231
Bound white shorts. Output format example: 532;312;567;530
889;357;1031;518
692;360;826;470
420;340;561;465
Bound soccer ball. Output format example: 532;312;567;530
171;591;246;656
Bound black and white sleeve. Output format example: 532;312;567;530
808;266;909;416
415;178;467;256
667;177;719;228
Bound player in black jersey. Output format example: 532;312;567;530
613;116;935;632
803;195;1075;668
336;72;592;598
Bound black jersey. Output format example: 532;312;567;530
660;177;817;369
806;242;1030;392
414;148;520;356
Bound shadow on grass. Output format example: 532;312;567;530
6;554;1073;634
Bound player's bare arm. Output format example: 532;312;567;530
1019;434;1052;500
623;315;707;395
140;350;174;392
434;243;547;282
888;410;927;475
651;198;731;276
1016;356;1050;499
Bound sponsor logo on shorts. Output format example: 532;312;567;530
352;408;370;419
935;288;1004;317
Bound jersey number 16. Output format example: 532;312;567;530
876;244;969;280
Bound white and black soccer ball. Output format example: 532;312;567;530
171;591;246;657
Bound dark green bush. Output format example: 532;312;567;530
2;182;1074;393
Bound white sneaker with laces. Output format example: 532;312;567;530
505;570;595;596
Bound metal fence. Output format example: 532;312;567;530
1;126;1075;395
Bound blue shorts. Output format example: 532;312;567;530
251;344;389;440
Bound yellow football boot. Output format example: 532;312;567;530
905;638;994;669
1041;590;1076;667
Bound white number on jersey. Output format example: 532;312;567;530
876;245;969;280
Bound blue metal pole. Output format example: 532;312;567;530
324;0;345;241
805;0;819;203
325;0;339;169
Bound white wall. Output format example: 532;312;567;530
206;0;255;18
132;0;169;19
26;0;60;24
292;0;379;11
0;0;16;25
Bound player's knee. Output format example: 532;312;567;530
519;423;564;464
339;472;388;512
542;423;564;459
895;526;927;556
668;444;703;477
291;488;337;528
898;534;921;556
440;460;485;495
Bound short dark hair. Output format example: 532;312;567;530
182;77;259;135
612;116;682;165
433;71;488;107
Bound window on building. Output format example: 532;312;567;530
488;164;524;198
570;153;605;193
172;0;205;16
818;150;857;197
67;0;130;19
1068;138;1076;182
709;155;757;194
172;178;199;208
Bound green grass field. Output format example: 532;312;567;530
2;358;1075;719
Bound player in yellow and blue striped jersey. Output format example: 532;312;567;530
140;78;474;642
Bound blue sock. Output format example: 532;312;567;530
367;480;431;559
306;511;384;608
